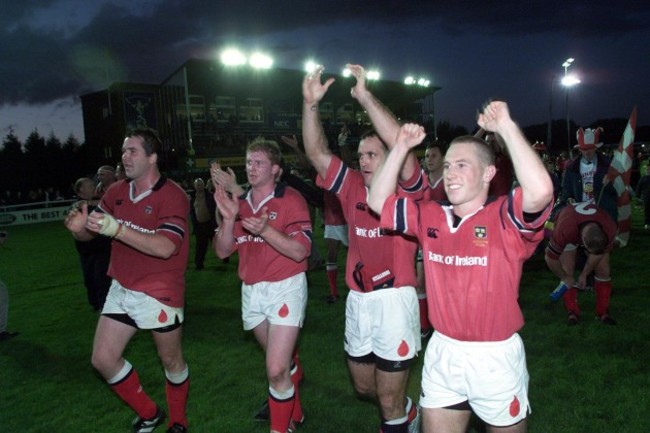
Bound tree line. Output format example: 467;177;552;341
0;129;88;203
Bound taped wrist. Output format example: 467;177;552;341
99;213;120;237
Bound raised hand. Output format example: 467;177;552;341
477;101;511;133
213;183;239;221
302;65;335;105
396;123;427;150
281;134;299;151
211;161;238;194
347;64;369;101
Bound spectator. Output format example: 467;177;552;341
70;177;112;311
557;127;617;221
0;230;19;342
115;162;127;181
189;178;217;270
95;165;117;198
636;164;650;229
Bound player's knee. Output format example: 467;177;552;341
91;350;116;377
266;363;290;385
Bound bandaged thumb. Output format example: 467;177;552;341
99;213;120;237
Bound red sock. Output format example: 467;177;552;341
562;286;580;316
290;348;304;422
290;364;303;423
111;368;157;419
417;294;430;331
326;264;339;297
269;391;294;433
166;376;189;428
594;279;612;317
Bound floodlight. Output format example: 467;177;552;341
404;76;415;85
367;70;380;81
220;48;246;66
342;67;352;77
250;52;273;69
305;61;318;73
561;75;580;87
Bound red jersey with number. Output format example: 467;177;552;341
316;156;420;293
98;177;190;307
546;202;617;260
381;188;550;341
232;183;312;285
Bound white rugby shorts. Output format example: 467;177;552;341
344;286;420;361
102;279;184;329
420;331;530;426
241;272;308;330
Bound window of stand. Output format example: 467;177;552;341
210;96;237;123
239;98;264;123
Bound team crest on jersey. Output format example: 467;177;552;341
145;205;153;215
355;202;367;211
473;226;488;247
474;226;487;239
427;227;439;238
269;211;277;220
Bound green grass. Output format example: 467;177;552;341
1;208;650;433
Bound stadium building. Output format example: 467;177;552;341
81;57;439;175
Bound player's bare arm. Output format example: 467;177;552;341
86;210;178;259
302;66;335;178
478;101;553;213
368;123;426;214
348;63;418;181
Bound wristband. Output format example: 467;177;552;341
98;213;120;237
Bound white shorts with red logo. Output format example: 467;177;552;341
420;331;530;426
241;272;307;331
344;286;420;361
102;279;184;329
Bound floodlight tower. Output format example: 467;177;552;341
560;58;580;151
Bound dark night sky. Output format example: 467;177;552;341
1;0;649;142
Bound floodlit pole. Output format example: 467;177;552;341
183;66;193;152
560;58;580;152
547;75;556;150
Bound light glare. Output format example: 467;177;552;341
250;52;273;69
220;48;246;66
367;70;380;80
305;61;318;73
561;75;581;87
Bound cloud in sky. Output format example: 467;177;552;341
2;0;649;141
